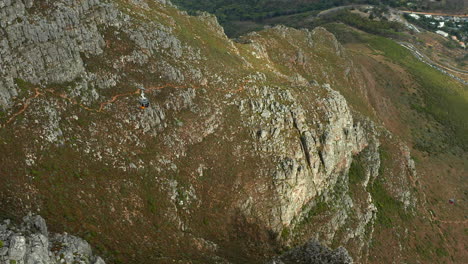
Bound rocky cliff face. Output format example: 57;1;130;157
237;81;379;245
0;214;104;264
0;0;118;108
268;239;353;264
0;1;422;263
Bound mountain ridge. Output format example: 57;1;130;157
0;0;466;263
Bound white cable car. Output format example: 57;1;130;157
138;88;149;109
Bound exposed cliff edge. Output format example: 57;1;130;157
0;214;104;264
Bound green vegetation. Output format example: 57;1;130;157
0;240;3;247
308;200;330;218
348;158;366;185
172;0;410;22
14;78;33;91
46;77;83;94
171;0;407;36
261;9;406;40
415;243;433;259
340;10;404;35
415;236;449;260
455;53;468;67
295;199;331;229
369;178;411;227
147;196;157;214
13;78;35;97
378;146;390;176
173;0;359;22
404;14;468;42
369;145;411;228
315;10;405;37
435;247;449;257
281;226;290;239
362;35;468;151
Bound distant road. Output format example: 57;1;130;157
316;4;371;17
399;10;468;17
399;42;468;85
317;6;468;18
400;42;468;74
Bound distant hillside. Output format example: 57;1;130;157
422;0;466;12
171;0;381;22
171;0;467;36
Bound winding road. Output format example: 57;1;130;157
399;42;468;85
400;10;468;18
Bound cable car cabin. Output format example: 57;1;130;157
139;97;150;109
138;88;150;109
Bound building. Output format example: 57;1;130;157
436;30;449;37
409;13;420;20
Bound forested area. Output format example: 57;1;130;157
317;10;406;37
171;0;407;23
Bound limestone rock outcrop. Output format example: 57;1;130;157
0;214;104;264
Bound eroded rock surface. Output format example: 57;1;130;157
269;239;353;264
0;214;104;264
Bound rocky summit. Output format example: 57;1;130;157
0;0;466;263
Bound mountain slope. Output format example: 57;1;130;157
0;0;466;263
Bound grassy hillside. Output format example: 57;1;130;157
325;23;468;152
367;36;468;150
321;23;468;263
